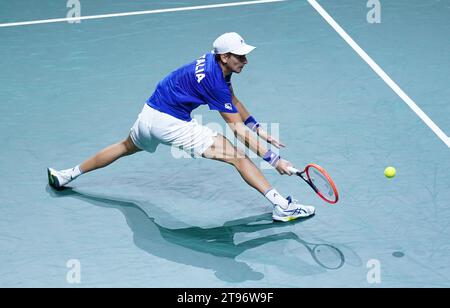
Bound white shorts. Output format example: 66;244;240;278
130;104;217;157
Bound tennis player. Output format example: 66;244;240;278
48;32;315;222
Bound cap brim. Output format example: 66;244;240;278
231;44;256;55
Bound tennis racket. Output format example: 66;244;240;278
287;164;339;204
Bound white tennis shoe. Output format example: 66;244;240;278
47;167;74;189
272;196;315;222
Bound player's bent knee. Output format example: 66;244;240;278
229;148;246;163
203;135;243;164
230;155;249;168
223;146;247;167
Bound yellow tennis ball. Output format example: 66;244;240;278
384;166;396;178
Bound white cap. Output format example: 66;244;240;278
213;32;256;55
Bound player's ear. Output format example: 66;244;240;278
219;53;231;64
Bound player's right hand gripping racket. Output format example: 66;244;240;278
288;164;339;204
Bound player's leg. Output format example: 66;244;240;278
48;104;160;189
201;134;271;194
201;134;315;221
79;135;141;173
47;135;141;189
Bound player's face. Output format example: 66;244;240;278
227;53;248;73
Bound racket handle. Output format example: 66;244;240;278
288;167;300;174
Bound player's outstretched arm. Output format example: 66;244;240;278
220;111;267;157
232;95;285;149
219;111;293;175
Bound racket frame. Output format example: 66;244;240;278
292;164;339;204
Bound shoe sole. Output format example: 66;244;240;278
47;168;61;189
272;211;315;222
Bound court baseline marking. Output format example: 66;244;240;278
308;0;450;148
0;0;286;28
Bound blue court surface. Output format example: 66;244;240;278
1;0;449;287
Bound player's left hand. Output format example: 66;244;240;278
257;127;286;149
267;135;285;149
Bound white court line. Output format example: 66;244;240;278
307;0;450;148
0;0;286;28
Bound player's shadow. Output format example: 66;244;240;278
47;186;345;283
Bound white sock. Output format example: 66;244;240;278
264;188;289;209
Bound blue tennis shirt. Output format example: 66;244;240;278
146;52;238;122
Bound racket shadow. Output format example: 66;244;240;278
46;185;345;283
